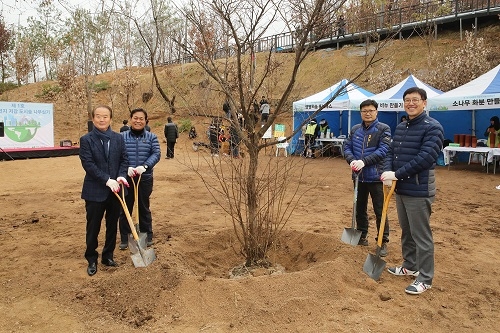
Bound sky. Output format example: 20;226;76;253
1;0;286;35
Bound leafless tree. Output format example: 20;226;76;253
176;0;387;268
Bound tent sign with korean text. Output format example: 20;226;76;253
350;75;443;134
427;63;500;138
292;79;374;154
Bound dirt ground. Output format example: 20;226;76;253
0;139;499;333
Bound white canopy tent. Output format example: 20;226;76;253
427;63;500;137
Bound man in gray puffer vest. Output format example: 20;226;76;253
344;99;391;255
164;116;179;159
381;87;444;295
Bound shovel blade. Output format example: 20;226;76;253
128;233;147;254
127;233;156;268
363;252;386;280
130;247;156;267
341;228;362;246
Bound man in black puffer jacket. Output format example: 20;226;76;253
381;87;444;295
344;99;391;253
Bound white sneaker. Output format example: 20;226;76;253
405;280;432;295
387;266;419;277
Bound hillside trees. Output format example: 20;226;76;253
176;0;385;268
64;6;113;117
425;30;494;91
0;19;12;83
115;0;182;113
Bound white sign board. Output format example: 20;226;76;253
0;102;54;148
262;125;273;139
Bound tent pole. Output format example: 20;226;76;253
347;110;351;136
472;110;476;136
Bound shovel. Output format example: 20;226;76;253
114;183;156;268
341;172;362;245
129;174;148;251
363;180;396;280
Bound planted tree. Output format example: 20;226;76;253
175;0;388;271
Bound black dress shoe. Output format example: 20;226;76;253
101;258;118;267
87;262;97;276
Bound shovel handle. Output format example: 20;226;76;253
351;173;360;229
375;180;397;248
113;184;140;241
131;174;141;226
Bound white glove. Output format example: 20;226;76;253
381;171;397;181
106;179;120;193
349;161;356;169
135;165;147;175
383;179;393;186
117;176;129;188
127;167;136;177
351;160;365;171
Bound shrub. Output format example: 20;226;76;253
90;80;110;92
178;118;192;133
35;84;61;100
0;82;18;94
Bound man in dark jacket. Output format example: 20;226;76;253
164;116;179;159
119;108;161;249
381;87;444;295
79;105;129;276
344;99;391;254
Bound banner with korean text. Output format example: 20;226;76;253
0;102;54;149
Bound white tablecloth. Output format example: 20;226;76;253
443;146;500;173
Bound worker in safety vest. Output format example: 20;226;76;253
303;118;320;158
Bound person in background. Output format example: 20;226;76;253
209;122;220;157
120;119;129;132
344;99;392;254
400;115;407;123
223;100;231;119
303;118;319;158
484;116;500;147
164;116;179;159
381;87;444;295
145;119;151;132
189;126;198;139
79;105;129;276
229;123;241;158
336;15;346;38
259;96;270;123
119;108;161;249
319;119;330;137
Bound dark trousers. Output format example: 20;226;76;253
166;141;176;158
84;195;121;264
355;181;389;243
119;175;154;242
303;134;316;156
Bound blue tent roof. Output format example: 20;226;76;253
293;79;374;111
352;75;443;111
428;63;500;111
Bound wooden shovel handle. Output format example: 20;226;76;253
113;184;140;241
376;180;397;248
130;174;141;226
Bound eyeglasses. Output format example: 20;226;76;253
360;109;377;114
404;98;423;104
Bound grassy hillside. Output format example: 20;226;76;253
1;25;499;144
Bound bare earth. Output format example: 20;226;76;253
0;140;499;333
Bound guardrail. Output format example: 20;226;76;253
164;0;500;66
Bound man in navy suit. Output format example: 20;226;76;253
79;105;129;276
